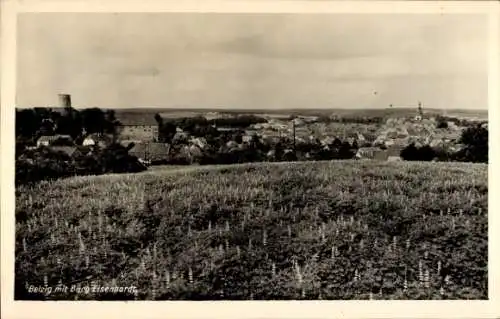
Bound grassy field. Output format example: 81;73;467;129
15;160;488;300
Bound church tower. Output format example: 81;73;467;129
415;101;423;121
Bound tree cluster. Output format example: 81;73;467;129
400;125;488;163
16;144;146;186
16;107;122;144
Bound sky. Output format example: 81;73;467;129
16;13;488;110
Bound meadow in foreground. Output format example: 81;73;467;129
15;160;488;300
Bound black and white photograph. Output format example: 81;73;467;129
2;0;497;311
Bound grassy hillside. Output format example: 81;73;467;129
15;160;488;300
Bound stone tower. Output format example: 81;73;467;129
58;94;72;108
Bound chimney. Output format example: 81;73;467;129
58;94;72;108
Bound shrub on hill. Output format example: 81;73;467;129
455;125;488;163
400;143;436;161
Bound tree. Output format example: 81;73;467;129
418;145;436;161
81;108;107;134
436;116;449;129
455;125;488;163
401;143;418;161
158;121;177;144
338;141;355;159
16;109;40;139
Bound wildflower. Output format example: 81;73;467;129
263;230;267;246
188;267;193;284
22;238;27;252
272;262;276;277
165;270;171;288
418;260;423;284
208;221;212;232
424;270;430;288
288;225;292;237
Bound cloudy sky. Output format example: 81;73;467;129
17;13;488;109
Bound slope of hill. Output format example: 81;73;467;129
15;160;488;300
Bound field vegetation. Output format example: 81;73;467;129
15;160;487;300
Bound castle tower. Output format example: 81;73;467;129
58;94;72;108
59;94;73;118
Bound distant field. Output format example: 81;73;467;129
15;160;487;300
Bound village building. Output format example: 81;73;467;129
356;146;404;161
36;134;73;147
120;124;158;142
128;142;171;164
172;131;190;144
82;133;114;148
190;137;208;150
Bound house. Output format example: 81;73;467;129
37;135;73;147
226;140;239;149
82;133;113;148
355;147;380;159
388;156;402;162
128;142;171;164
120;124;158;141
190;137;208;149
172;131;189;144
356;146;403;161
178;144;203;163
